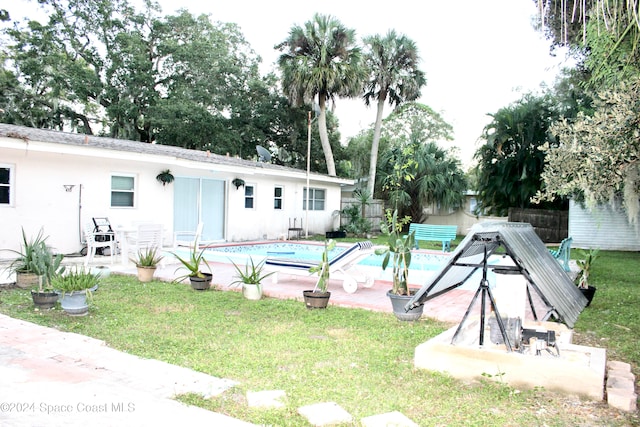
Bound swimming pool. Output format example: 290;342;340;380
171;241;450;272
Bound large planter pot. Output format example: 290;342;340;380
136;266;157;283
189;272;212;291
60;291;89;316
16;272;39;289
387;290;424;321
91;265;111;279
242;283;263;300
302;290;331;309
579;285;597;307
31;290;59;310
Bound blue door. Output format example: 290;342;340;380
174;177;225;242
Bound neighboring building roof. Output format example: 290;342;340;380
408;221;587;328
0;123;353;185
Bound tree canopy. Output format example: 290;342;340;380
0;0;326;164
275;13;366;176
361;30;426;196
534;78;640;223
473;93;568;216
536;0;640;90
532;0;639;224
375;102;466;222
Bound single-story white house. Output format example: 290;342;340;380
0;123;353;256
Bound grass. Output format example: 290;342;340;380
0;249;638;426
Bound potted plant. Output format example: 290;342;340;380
575;248;599;306
229;257;274;300
170;245;212;290
27;242;65;309
303;239;335;309
375;209;423;321
52;266;98;316
156;169;174;186
131;247;163;283
4;228;49;289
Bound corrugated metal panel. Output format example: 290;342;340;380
408;222;587;328
569;200;640;251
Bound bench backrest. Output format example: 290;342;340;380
409;223;457;241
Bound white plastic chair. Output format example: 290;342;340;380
126;223;164;264
127;223;163;251
84;223;116;266
173;222;203;250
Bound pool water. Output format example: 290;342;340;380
176;242;451;272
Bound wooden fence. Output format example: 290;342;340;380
339;198;384;233
508;208;568;243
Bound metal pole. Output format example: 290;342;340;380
305;111;311;238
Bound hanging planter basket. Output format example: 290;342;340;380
156;169;175;186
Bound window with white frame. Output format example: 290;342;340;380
274;186;283;209
244;184;255;209
0;164;14;206
111;174;135;207
303;187;325;211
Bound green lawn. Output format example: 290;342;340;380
0;248;638;426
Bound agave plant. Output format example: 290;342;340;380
229;257;274;286
169;245;211;282
131;247;164;268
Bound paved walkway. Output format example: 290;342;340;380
0;254;476;426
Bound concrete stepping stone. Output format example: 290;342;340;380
246;390;286;408
361;411;419;427
297;401;353;426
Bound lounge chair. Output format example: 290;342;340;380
265;241;376;293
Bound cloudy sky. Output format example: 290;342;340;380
11;0;572;168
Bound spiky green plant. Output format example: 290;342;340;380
131;247;163;267
229;257;274;286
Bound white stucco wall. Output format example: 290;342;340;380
1;132;350;257
1;143;175;255
224;173;341;242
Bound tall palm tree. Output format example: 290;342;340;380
362;30;426;195
276;13;365;176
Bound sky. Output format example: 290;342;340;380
10;0;571;169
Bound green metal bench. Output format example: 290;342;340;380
408;223;458;252
549;237;573;272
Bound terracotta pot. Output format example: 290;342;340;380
136;266;156;283
16;272;39;289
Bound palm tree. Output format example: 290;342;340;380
378;141;466;223
362;30;426;195
276;13;366;176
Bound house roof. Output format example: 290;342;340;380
0;123;353;185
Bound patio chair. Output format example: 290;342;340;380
84;222;116;266
287;218;303;240
549;237;573;272
173;222;204;250
265;241;376;293
125;223;164;265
